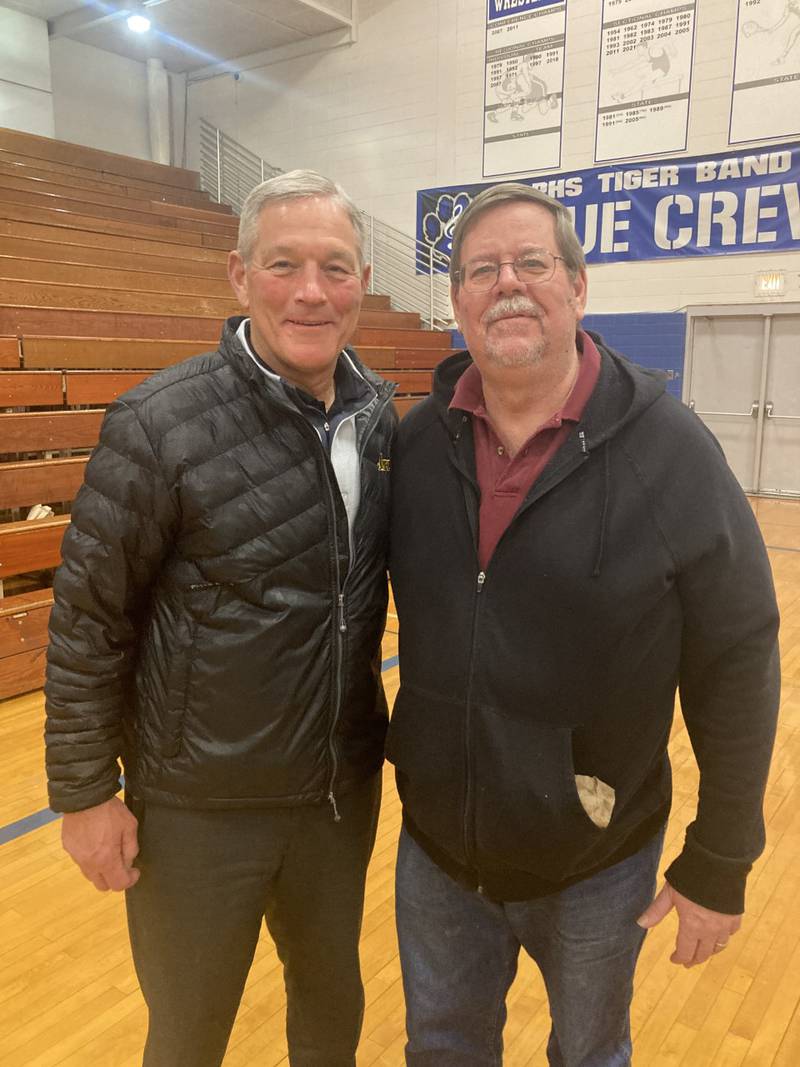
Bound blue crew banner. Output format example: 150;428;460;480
417;141;800;268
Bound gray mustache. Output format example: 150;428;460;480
484;297;541;324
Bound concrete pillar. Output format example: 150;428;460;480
147;57;170;164
169;71;187;167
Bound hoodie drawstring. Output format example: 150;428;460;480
593;441;611;578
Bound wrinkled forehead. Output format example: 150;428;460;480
252;196;362;259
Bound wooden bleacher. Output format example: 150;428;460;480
0;126;453;700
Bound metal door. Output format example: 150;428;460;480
685;308;800;497
759;315;800;495
686;315;765;492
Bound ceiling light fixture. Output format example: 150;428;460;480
127;9;151;33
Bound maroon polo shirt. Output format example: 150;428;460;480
450;330;601;570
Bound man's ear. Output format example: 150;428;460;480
572;268;588;322
360;263;371;293
228;250;249;309
450;282;463;332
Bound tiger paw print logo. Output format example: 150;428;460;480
421;192;472;265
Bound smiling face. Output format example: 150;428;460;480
227;196;369;394
451;200;587;377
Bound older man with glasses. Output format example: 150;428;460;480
387;182;780;1065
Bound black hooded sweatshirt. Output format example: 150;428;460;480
388;334;779;914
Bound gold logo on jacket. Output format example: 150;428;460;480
377;455;391;473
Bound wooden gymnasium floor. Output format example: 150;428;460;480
1;496;799;1066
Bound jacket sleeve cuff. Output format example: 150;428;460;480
664;833;752;915
47;773;124;815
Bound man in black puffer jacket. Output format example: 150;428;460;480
388;183;779;1066
45;171;396;1067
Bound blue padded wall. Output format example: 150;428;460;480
582;312;686;398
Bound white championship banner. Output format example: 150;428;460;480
483;0;567;177
595;0;696;163
730;0;800;143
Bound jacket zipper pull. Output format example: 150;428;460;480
477;571;486;592
328;791;342;822
338;593;347;632
579;430;588;454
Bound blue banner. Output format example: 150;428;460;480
417;141;800;268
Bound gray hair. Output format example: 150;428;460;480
236;169;368;267
450;182;585;285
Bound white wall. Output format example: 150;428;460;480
0;5;54;137
187;0;462;231
186;0;800;314
50;37;150;161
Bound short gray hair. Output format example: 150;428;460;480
236;169;368;267
450;183;585;285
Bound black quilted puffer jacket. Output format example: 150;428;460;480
45;317;397;814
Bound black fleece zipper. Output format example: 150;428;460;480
446;416;592;875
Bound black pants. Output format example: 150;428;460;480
125;774;381;1067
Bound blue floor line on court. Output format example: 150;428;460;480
0;806;61;845
0;653;402;848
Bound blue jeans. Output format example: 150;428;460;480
395;826;664;1067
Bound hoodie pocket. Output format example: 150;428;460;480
386;684;470;865
470;703;608;881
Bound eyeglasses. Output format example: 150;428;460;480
457;250;566;292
